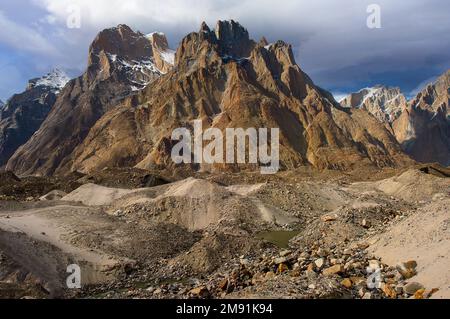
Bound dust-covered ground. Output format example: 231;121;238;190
0;166;448;299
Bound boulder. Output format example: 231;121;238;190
322;264;344;276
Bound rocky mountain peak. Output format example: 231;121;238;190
0;100;4;109
27;69;70;92
341;85;407;123
4;25;168;175
266;41;297;65
259;36;269;46
175;20;257;70
0;70;64;166
199;21;211;33
86;25;168;89
410;70;449;115
147;32;175;74
215;20;248;41
392;69;450;166
6;20;412;175
341;69;450;167
215;20;255;58
88;24;153;67
147;32;169;51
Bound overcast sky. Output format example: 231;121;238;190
0;0;449;101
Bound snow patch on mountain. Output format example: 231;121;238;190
109;54;118;62
107;53;162;91
341;85;407;123
355;86;383;108
118;58;161;74
332;92;348;103
159;49;176;65
32;69;70;92
146;32;165;39
146;31;175;71
264;43;274;50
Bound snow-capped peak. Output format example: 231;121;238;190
146;31;165;39
341;85;407;123
31;69;70;91
159;48;176;66
357;86;384;107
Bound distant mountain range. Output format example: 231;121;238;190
1;20;448;175
341;71;450;166
340;86;407;124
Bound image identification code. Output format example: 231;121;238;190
176;303;274;317
220;303;273;315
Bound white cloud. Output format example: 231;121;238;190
31;1;449;73
0;11;58;55
1;0;448;99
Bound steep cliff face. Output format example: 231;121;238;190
7;25;173;176
393;106;449;166
67;21;409;175
409;70;449;116
147;32;176;74
393;71;450;166
0;70;69;167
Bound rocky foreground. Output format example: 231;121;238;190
0;165;448;299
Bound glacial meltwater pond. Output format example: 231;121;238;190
256;230;301;249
